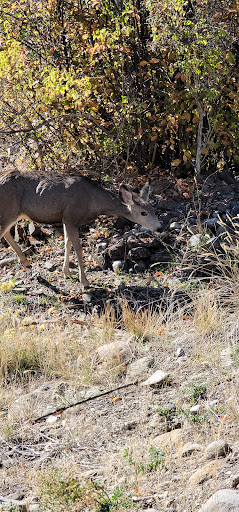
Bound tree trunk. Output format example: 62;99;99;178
195;100;204;175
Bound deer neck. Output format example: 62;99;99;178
101;194;131;220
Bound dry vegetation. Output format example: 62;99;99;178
0;247;239;511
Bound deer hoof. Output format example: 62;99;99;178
82;280;90;290
23;259;31;268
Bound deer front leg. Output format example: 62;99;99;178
3;229;31;267
63;224;71;278
63;223;90;289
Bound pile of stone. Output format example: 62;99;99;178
91;226;172;274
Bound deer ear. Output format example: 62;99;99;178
119;184;134;206
140;181;151;201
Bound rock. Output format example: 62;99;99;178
126;236;143;249
162;402;177;415
182;442;203;456
232;474;239;488
159;199;179;211
134;260;147;273
46;415;59;424
216;201;229;213
28;222;42;237
205;440;231;460
189;460;223;485
122;420;138;431
0;495;28;511
112;260;123;272
140;237;163;249
0;256;17;267
82;293;92;304
128;247;151;260
92;252;109;269
80;386;102;400
217;224;229;236
97;242;108;251
188;234;204;248
190;405;201;414
231;205;239;216
204;217;219;228
150;249;172;265
141;370;169;387
153;428;183;448
169;222;182;230
96;340;132;363
109;241;125;260
176;347;185;357
198;489;239;511
29;502;40;511
220;347;233;367
126;355;154;380
141;509;159;512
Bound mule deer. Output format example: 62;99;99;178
0;171;161;288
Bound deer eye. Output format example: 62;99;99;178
141;211;147;216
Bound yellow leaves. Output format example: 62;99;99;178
183;150;191;162
181;112;191;121
48;0;57;9
140;60;148;67
91;0;101;8
87;100;98;110
213;11;222;20
171;159;181;167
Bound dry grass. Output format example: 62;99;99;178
1;270;239;510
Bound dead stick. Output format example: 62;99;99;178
33;380;140;424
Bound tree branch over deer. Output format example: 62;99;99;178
0;172;161;289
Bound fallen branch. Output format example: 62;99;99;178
33;379;140;424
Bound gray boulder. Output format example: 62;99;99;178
198;489;239;511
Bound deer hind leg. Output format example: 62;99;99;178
1;227;31;267
63;223;90;289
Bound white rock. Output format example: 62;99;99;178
82;293;92;303
46;414;58;424
190;404;201;414
112;260;123;272
176;347;185;357
140;370;169;387
188;233;202;248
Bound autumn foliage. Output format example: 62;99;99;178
0;0;238;176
